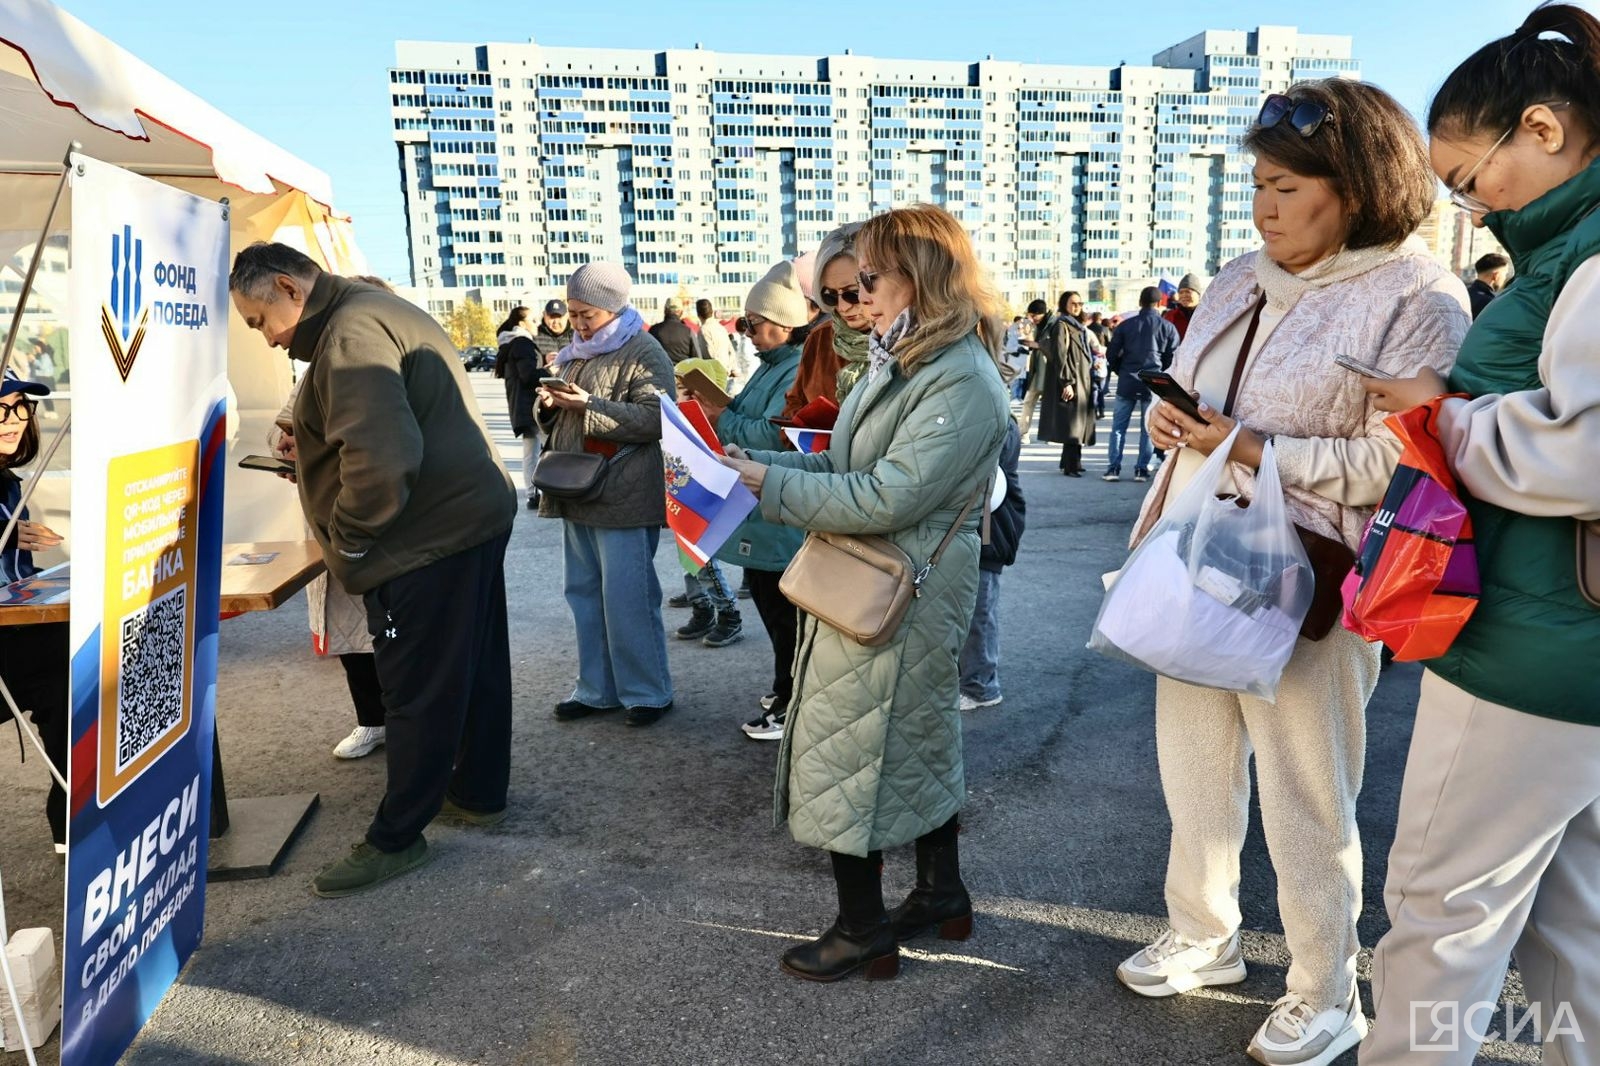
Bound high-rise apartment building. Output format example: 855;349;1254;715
388;27;1357;313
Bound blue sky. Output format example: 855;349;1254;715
54;0;1531;279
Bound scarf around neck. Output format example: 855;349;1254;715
553;305;644;366
1254;236;1430;313
867;309;914;384
830;313;872;401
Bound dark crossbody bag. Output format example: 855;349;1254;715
1221;294;1355;642
531;365;637;502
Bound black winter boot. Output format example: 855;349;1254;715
781;851;899;982
888;818;972;942
675;604;717;640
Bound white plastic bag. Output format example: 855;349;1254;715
1088;428;1313;700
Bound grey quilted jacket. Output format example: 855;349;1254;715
753;330;1010;856
534;329;677;528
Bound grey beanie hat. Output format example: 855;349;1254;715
1178;272;1203;294
566;261;633;313
744;260;809;329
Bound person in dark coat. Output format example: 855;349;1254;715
1038;291;1098;476
649;298;697;363
531;299;573;365
1466;252;1510;319
959;415;1025;710
496;306;553;509
1104;286;1179;482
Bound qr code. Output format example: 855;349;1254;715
115;584;188;771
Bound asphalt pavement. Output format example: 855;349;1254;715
0;372;1537;1065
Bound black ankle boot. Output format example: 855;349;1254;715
779;917;900;982
888;833;972;943
781;850;899;982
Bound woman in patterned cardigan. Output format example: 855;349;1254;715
1112;79;1471;1066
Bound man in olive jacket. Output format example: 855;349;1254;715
230;242;517;898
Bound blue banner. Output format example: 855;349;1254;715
62;154;230;1066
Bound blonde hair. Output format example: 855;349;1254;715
855;204;1006;372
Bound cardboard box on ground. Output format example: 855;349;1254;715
0;927;62;1051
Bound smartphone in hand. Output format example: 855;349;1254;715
238;455;296;475
1137;369;1210;424
1332;353;1394;380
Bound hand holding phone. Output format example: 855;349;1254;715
1137;369;1210;424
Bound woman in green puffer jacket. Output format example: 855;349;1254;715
1360;7;1600;1062
723;205;1010;983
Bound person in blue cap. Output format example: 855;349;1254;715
0;371;68;855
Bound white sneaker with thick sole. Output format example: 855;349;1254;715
959;693;1003;711
1116;929;1247;998
1246;989;1368;1066
333;725;386;760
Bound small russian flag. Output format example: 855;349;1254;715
660;394;760;573
783;427;832;454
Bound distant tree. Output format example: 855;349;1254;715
443;299;496;348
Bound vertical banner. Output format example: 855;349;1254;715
62;154;229;1066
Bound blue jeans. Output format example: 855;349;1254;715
682;561;734;613
1010;371;1027;401
1108;392;1154;475
959;569;1003;701
563;522;673;708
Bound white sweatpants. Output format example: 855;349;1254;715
1156;625;1379;1010
1362;671;1600;1065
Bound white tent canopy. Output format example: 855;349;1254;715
0;0;369;545
0;0;333;204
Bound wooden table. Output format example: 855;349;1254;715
0;540;325;624
0;540;328;879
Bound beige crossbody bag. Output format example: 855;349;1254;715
779;482;989;647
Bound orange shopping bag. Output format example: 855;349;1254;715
1340;398;1479;660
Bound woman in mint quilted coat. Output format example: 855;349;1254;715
723;205;1010;982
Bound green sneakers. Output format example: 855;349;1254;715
435;798;508;827
312;837;432;898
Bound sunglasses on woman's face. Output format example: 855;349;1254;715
1255;94;1332;138
818;285;862;308
856;268;896;294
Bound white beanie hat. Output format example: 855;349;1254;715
744;260;809;329
566;261;632;313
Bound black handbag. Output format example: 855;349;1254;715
533;445;636;503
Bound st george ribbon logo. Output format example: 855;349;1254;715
102;224;149;382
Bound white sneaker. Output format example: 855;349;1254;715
333;725;386;760
959;693;1003;711
760;693;780;711
1116;929;1247;998
1247;989;1368;1066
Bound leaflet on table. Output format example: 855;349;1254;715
0;562;71;606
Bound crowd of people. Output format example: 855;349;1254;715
4;4;1598;1063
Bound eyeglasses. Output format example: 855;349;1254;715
856;267;899;294
1256;94;1332;138
745;313;770;329
1446;102;1570;215
818;285;862;308
1447;126;1514;213
0;400;35;424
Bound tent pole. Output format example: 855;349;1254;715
0;141;81;382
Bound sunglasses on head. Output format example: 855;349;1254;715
818;285;862;309
1256;94;1332;138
